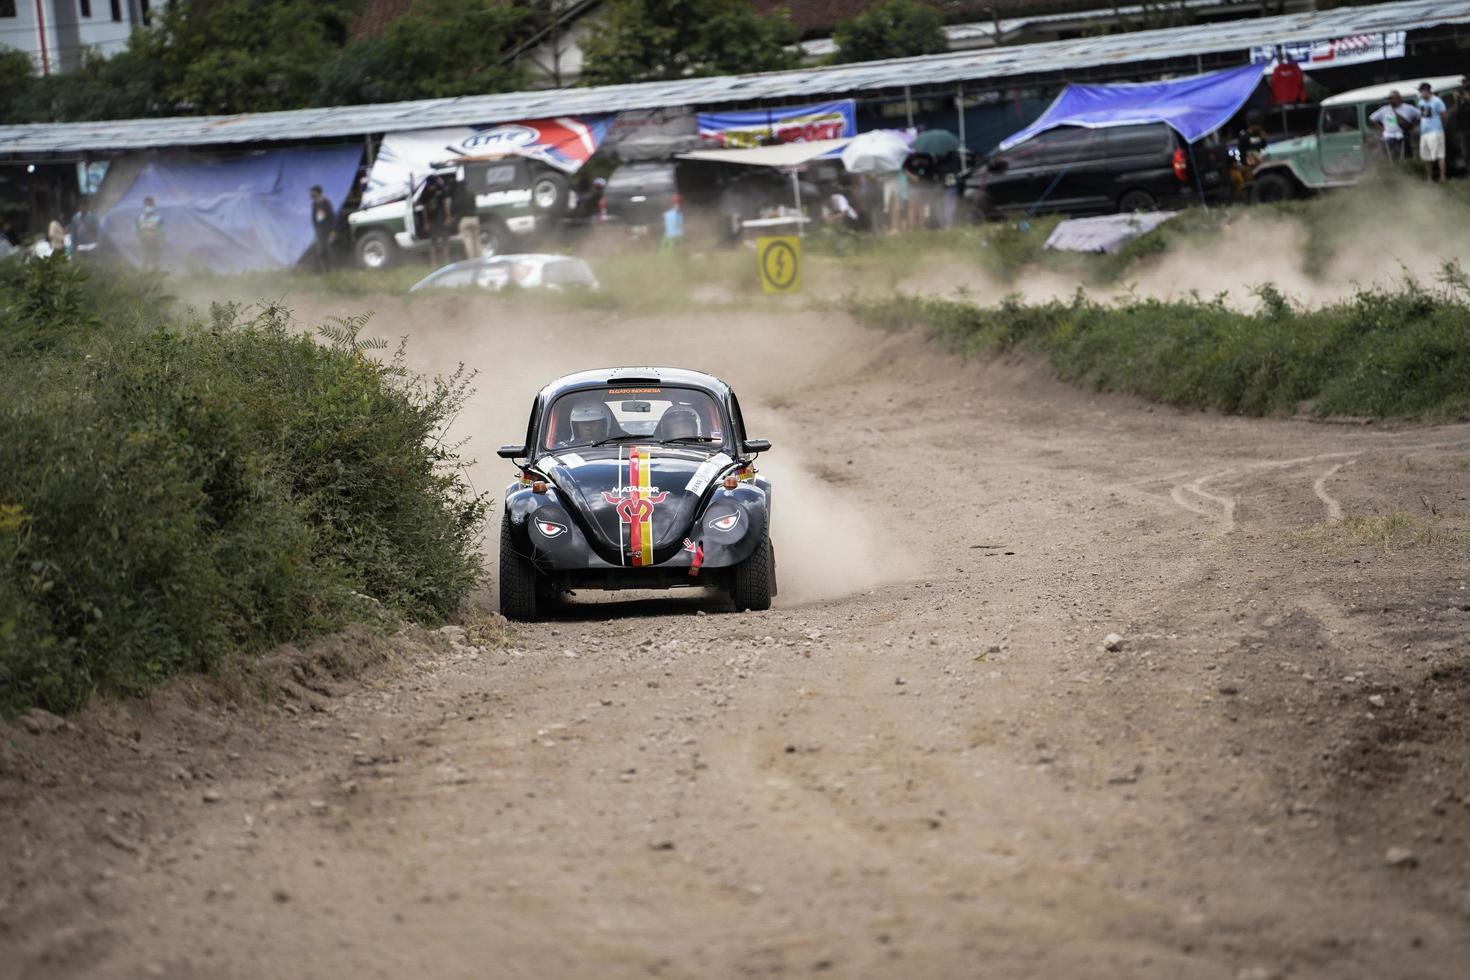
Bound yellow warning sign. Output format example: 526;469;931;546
757;236;800;294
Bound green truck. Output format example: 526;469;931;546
1251;75;1460;203
347;157;573;269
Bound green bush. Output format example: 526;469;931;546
850;267;1470;421
0;257;486;714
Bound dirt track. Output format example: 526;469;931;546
4;294;1470;979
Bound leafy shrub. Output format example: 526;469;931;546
850;267;1470;421
0;257;486;714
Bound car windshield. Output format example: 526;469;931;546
542;386;726;451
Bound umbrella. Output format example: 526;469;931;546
911;129;960;156
840;130;911;174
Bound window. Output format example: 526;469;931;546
541;387;726;451
0;0;17;17
1322;106;1360;134
474;164;519;190
1106;124;1171;157
110;0;122;21
79;0;92;18
1010;127;1106;168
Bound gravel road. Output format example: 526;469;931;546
4;296;1469;979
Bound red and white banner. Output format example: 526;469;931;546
362;115;611;208
1252;32;1406;71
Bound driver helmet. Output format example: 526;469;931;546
569;401;611;444
661;407;700;440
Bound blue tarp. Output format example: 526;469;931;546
100;145;362;273
997;64;1263;152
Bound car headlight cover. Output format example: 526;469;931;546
534;519;567;538
709;511;740;532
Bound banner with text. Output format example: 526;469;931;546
362;115;611;209
696;100;856;149
1251;32;1406;71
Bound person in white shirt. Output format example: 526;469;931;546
1369;91;1420;161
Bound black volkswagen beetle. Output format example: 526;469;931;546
497;367;775;620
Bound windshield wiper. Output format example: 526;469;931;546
662;436;722;445
589;435;644;447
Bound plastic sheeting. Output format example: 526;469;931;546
99;145;362;273
998;63;1263;151
1043;211;1178;253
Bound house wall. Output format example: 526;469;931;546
2;0;157;75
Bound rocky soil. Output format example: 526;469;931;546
3;296;1468;979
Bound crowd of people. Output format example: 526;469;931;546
1368;77;1466;182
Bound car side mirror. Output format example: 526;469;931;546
497;445;526;459
743;439;771;454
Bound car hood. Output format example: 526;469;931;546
538;444;736;565
1260;136;1315;159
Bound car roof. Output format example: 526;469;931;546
1322;75;1461;107
538;367;731;400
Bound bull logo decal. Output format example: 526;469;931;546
603;488;668;524
607;447;664;567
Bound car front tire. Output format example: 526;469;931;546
355;230;397;270
728;530;774;612
1251;171;1296;205
1117;189;1157;212
499;517;540;621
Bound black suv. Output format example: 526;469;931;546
969;123;1230;217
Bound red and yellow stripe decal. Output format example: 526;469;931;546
628;446;654;567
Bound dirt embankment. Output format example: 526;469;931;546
4;293;1469;980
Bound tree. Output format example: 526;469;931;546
1;47;166;123
579;0;798;86
139;0;356;114
318;0;528;105
831;0;947;64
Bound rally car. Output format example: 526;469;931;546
497;368;775;620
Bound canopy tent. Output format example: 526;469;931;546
678;138;851;168
997;63;1263;152
98;145;362;273
678;138;852;238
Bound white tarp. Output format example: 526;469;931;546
1043;211;1178;254
677;138;852;169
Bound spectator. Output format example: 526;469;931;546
823;186;860;229
1450;76;1470;171
48;214;67;255
309;185;336;274
68;198;100;261
419;173;452;269
135;196;164;270
661;193;684;252
1417;82;1449;183
452;173;481;261
1369;91;1419;162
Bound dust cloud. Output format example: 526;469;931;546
259;291;920;607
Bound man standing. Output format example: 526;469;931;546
309;185;336;273
68;198;100;261
452;173;481;262
419;173;452;269
1450;76;1470;172
135;196;164;270
1417;82;1448;183
1369;91;1418;162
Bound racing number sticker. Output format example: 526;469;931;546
757;236;800;294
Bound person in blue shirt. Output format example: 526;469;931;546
68;198;100;261
1417;82;1448;183
661;193;684;252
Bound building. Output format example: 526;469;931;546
1;0;158;75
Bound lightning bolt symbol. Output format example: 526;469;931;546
775;251;787;279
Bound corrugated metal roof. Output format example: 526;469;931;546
2;0;1466;156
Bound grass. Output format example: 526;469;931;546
0;256;487;716
1296;514;1470;555
849;266;1470;422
